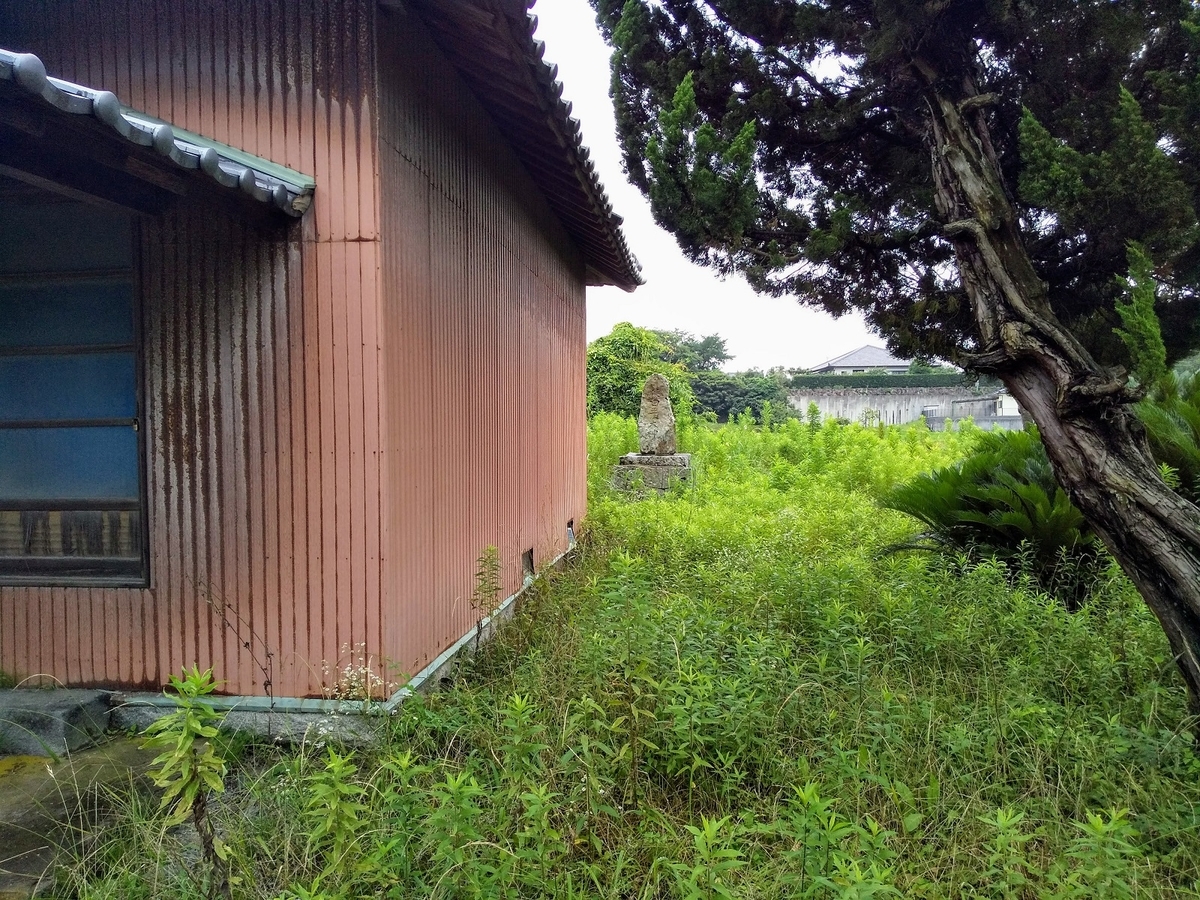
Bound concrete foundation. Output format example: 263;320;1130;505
613;453;693;492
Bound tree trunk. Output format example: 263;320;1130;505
915;61;1200;715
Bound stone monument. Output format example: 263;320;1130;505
613;373;693;491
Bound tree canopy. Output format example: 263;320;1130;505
592;0;1200;369
590;0;1200;709
586;322;696;418
652;329;733;371
690;369;791;422
586;323;789;422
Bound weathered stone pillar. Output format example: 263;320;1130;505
613;374;693;492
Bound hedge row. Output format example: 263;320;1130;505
789;373;970;389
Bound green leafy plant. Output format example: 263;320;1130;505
304;748;368;875
424;770;487;894
140;666;231;900
978;806;1039;898
1047;809;1142;899
770;782;901;898
880;429;1108;609
471;545;502;619
470;544;503;654
596;551;661;810
671;815;747;900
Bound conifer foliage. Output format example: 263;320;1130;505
592;0;1200;363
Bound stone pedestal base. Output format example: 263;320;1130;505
612;453;692;492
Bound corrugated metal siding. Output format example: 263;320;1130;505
377;9;587;677
0;0;383;697
0;0;588;697
139;211;319;697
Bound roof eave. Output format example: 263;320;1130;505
403;0;642;291
0;48;315;218
586;264;642;293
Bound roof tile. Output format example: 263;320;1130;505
0;48;315;217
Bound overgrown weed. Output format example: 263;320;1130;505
58;416;1200;897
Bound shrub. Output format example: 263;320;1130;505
879;429;1108;609
586;322;695;420
1139;370;1200;503
789;372;970;389
690;369;794;422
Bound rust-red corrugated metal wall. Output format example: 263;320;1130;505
376;9;587;678
0;0;385;697
0;0;589;697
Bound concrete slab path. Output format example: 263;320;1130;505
0;739;154;899
0;691;112;757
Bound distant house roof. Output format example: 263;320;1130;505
406;0;643;292
0;48;315;217
812;345;911;372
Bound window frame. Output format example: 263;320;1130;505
0;247;149;589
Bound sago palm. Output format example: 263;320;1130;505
881;430;1107;610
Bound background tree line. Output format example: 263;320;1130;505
586;322;794;422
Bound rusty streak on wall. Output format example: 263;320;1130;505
0;0;586;697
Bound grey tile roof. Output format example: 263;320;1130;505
813;345;911;371
0;48;315;217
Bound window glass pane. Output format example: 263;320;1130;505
0;426;139;502
0;202;132;275
0;353;136;421
0;281;134;348
0;507;143;585
0;188;143;584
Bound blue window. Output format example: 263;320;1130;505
0;194;145;585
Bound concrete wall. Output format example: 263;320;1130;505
925;416;1025;432
788;387;989;426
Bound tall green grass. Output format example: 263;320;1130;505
61;416;1199;898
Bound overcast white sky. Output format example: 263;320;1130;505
532;0;877;372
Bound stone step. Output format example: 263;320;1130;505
0;690;112;758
